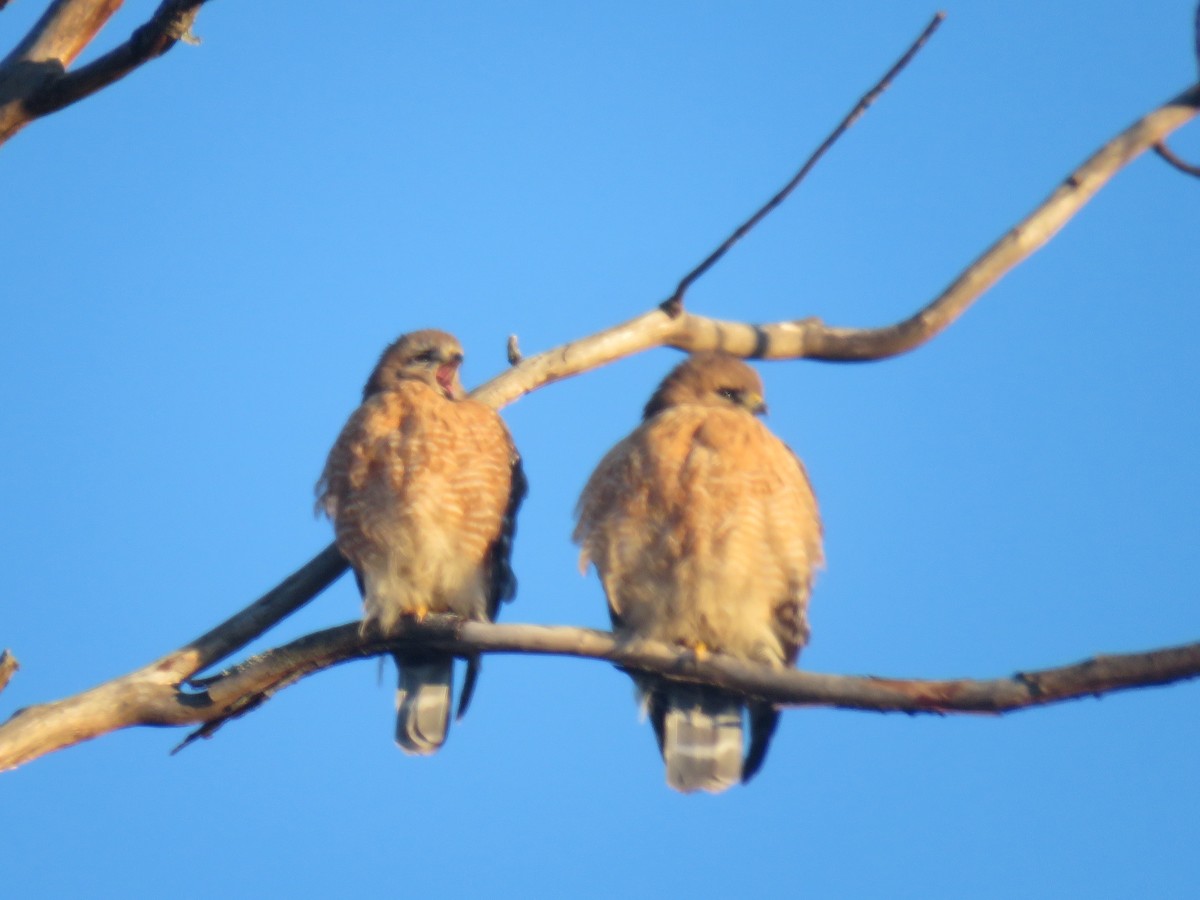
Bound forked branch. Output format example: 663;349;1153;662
0;0;209;145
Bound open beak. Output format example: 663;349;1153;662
436;362;463;398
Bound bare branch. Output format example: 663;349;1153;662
152;543;348;682
0;651;17;695
197;620;1200;716
0;0;209;145
0;545;347;770
1154;139;1200;176
3;615;1196;771
661;13;944;316
25;0;205;118
1;0;122;69
470;82;1200;409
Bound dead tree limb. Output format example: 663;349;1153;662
2;616;1196;771
476;81;1200;410
0;0;208;145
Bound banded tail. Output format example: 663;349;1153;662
394;653;454;755
649;683;781;793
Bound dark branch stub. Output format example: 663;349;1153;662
1154;140;1200;177
658;12;945;318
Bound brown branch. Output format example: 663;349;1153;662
196;621;1200;716
0;545;347;770
1154;139;1200;176
661;13;944;317
0;0;208;145
3;615;1196;770
1;0;122;68
25;0;204;118
150;543;348;682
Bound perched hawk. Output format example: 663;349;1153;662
574;353;823;793
317;329;526;754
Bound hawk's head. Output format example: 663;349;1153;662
363;329;466;400
642;352;767;420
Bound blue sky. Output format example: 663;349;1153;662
3;3;1198;897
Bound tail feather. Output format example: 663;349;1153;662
456;654;482;721
394;654;454;755
651;685;744;794
743;703;780;784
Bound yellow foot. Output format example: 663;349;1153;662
413;604;430;622
691;642;710;662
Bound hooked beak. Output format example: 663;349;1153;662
747;392;768;416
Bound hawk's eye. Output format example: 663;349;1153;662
717;387;742;403
412;349;438;364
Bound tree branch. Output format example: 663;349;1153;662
1;0;122;69
475;83;1200;408
0;0;208;145
661;12;944;316
0;545;347;770
3;616;1196;770
150;543;348;683
1154;139;1200;176
24;0;205;118
194;620;1200;717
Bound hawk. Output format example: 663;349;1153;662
574;352;823;793
317;329;526;754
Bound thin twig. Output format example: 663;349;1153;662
660;12;945;316
1154;139;1200;176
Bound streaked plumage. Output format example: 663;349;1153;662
574;352;822;793
318;329;525;754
